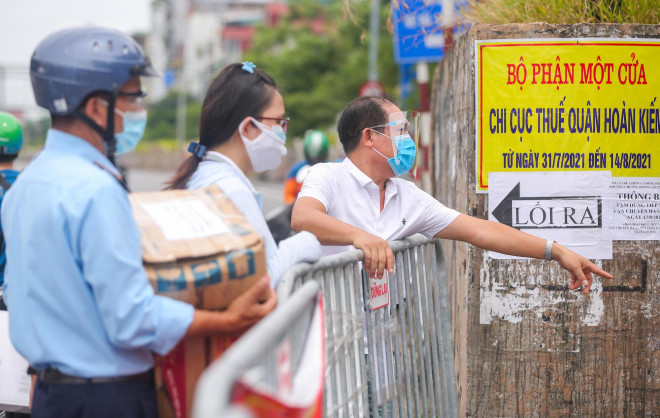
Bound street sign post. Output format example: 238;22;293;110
392;0;445;64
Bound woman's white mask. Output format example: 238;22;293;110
239;118;287;172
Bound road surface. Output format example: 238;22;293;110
126;167;286;215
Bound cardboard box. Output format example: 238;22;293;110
129;185;267;418
130;185;267;310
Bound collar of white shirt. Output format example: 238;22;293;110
341;157;399;210
202;150;257;194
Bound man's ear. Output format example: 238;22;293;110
362;128;374;149
83;96;107;127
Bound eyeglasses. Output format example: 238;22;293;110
117;90;148;109
256;116;290;133
358;121;414;139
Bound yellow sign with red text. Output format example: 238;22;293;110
475;39;660;192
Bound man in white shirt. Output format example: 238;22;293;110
292;96;612;292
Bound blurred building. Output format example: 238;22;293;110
145;0;288;102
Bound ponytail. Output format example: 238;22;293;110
164;155;200;190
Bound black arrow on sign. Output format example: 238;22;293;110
491;183;521;227
491;182;601;229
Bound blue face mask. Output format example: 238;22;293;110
372;132;417;176
115;109;147;154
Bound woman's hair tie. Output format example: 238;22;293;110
241;61;256;74
187;141;207;160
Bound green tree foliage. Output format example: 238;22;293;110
466;0;659;24
244;0;400;140
142;91;202;142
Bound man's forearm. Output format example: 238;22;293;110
184;309;241;339
291;204;360;246
439;214;547;259
473;220;548;259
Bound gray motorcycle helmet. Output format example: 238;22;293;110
31;26;158;115
30;27;158;162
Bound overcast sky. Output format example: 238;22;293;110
1;0;151;66
1;0;151;113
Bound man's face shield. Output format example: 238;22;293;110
369;110;421;171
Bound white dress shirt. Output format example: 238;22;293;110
298;158;460;256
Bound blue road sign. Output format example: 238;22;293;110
392;0;445;64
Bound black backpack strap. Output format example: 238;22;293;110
0;172;11;255
0;173;11;192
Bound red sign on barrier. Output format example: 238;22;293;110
231;298;325;417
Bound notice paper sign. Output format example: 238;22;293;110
475;38;660;193
140;200;230;241
0;311;31;412
369;271;390;310
602;175;660;240
488;171;612;259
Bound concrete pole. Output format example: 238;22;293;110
416;61;432;192
175;0;189;147
368;0;380;82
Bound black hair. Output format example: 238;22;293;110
337;96;391;155
166;63;277;189
0;154;18;163
51;91;111;128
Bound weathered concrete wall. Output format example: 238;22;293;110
432;23;660;416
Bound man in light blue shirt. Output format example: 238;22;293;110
2;27;276;418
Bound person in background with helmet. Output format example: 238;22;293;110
283;129;329;204
1;27;276;418
0;112;22;308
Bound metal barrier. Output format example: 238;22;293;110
192;281;323;418
277;234;458;418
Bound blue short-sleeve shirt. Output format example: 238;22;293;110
0;129;194;378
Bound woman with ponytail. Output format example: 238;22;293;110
167;62;321;287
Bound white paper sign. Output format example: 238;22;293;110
140;200;230;241
488;171;612;259
369;271;390;310
0;311;31;412
602;175;660;240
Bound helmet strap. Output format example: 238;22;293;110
72;94;118;165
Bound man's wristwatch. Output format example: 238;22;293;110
544;239;554;261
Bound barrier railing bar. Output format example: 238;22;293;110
278;235;433;303
382;293;397;417
430;242;447;415
362;270;378;418
377;291;393;414
410;246;432;415
390;263;407;417
423;242;444;417
192;281;320;418
352;262;369;418
418;243;439;417
433;240;458;417
341;263;357;418
401;248;421;416
333;265;351;418
396;247;414;417
325;267;341;417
